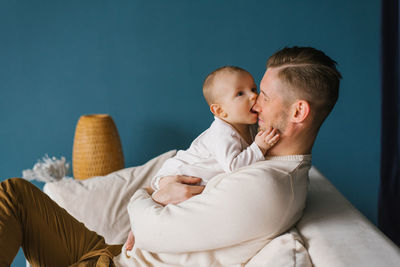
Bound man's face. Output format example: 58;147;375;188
252;67;290;133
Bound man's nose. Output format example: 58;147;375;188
252;97;261;112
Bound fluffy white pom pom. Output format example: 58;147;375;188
22;155;70;183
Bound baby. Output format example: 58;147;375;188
125;66;280;254
151;66;280;191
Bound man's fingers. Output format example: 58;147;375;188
126;230;135;251
178;175;202;184
152;178;205;205
188;185;205;195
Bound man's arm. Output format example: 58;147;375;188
127;166;302;254
152;175;205;205
124;175;203;251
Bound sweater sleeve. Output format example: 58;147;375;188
209;126;265;172
128;165;303;253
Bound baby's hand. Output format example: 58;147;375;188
255;127;280;155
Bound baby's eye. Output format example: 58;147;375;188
252;88;258;93
236;91;243;97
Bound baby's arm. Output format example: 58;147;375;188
254;127;280;155
212;126;279;172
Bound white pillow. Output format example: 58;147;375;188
44;150;177;244
245;228;312;267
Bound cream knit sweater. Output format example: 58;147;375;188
114;155;311;267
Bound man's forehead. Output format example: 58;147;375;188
259;75;271;97
260;67;283;96
260;89;268;97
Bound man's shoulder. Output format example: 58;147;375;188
238;158;310;178
206;158;310;190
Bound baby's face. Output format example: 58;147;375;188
214;72;259;125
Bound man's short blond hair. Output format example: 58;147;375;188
267;47;342;126
202;66;251;106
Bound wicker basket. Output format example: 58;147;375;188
72;114;124;180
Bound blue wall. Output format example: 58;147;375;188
0;1;380;266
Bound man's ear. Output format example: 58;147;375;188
210;104;227;118
290;100;310;123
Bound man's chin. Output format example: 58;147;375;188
257;121;268;132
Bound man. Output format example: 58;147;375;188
0;46;341;266
151;47;341;206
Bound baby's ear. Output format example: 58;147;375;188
210;104;225;117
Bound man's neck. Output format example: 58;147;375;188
267;145;311;157
267;129;316;156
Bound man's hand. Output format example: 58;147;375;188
152;175;205;205
255;127;280;155
125;230;135;253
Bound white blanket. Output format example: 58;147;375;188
44;150;312;267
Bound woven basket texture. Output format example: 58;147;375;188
72;114;124;180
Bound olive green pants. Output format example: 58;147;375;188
0;178;122;267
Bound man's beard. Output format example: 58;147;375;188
274;112;289;133
258;111;289;134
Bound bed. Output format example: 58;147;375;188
39;150;400;266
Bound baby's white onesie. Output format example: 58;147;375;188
151;116;265;190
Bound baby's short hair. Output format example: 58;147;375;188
202;66;251;106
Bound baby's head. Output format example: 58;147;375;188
203;66;259;126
